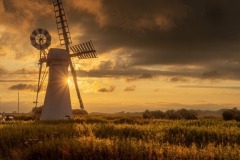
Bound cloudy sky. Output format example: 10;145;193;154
0;0;240;113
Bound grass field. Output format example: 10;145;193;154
0;116;240;159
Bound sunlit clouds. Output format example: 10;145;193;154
0;0;240;113
123;85;136;92
98;85;116;93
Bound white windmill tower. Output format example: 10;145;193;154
30;0;97;120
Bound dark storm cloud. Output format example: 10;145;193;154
68;0;240;56
1;0;239;81
77;59;240;81
100;0;190;30
125;73;155;82
98;85;116;92
77;59;166;81
123;85;136;92
65;0;240;82
201;70;226;80
198;61;240;80
8;83;36;91
77;68;167;79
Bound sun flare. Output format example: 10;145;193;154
67;78;70;83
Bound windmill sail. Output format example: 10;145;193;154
53;0;72;46
53;0;85;110
70;41;97;59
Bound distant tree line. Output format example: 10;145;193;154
31;106;88;115
143;108;198;120
222;107;240;121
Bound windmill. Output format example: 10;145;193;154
30;0;97;120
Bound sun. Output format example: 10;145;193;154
67;78;70;83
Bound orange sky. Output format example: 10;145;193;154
0;0;240;113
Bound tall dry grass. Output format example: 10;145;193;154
0;116;240;159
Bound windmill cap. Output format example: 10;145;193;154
47;48;70;60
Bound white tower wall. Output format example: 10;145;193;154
40;48;72;120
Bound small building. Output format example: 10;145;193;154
2;115;15;121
